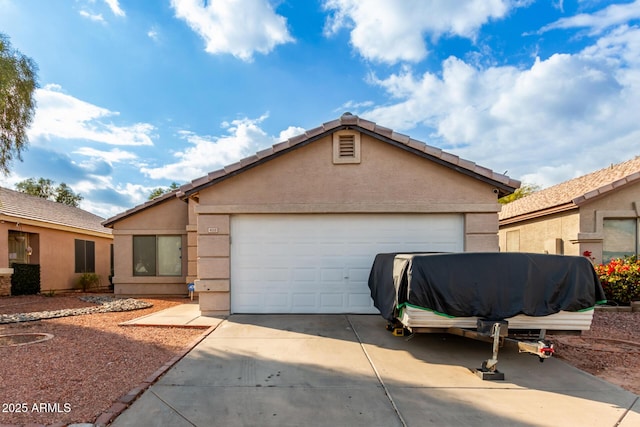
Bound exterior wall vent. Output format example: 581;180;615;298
333;131;361;164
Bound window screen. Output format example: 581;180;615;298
75;239;96;273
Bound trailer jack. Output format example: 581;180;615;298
475;322;505;381
461;321;555;380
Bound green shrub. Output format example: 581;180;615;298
594;256;640;304
77;273;101;292
10;263;41;295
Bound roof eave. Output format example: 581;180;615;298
102;190;181;228
499;202;578;226
180;123;519;199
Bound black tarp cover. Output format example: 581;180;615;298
368;252;606;322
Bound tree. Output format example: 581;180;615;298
0;33;38;175
148;182;180;200
16;177;83;207
55;182;83;207
498;183;541;204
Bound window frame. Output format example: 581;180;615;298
75;239;96;273
603;218;640;262
132;235;182;277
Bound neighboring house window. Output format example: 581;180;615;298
133;235;182;276
505;230;520;252
75;239;95;273
603;219;639;262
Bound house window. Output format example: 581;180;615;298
133;235;182;276
603;219;639;262
333;131;361;164
75;239;95;273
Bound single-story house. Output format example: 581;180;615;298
103;113;520;316
0;187;113;295
498;156;640;264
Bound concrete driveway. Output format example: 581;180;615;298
111;315;639;427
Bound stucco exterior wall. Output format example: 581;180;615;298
111;197;189;296
499;181;640;264
1;221;112;292
197;133;500;210
574;182;640;264
193;133;503;315
498;210;580;255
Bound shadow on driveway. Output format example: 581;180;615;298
111;314;639;427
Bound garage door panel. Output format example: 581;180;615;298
231;214;463;313
292;268;316;281
292;293;316;309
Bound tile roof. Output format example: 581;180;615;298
499;156;640;222
103;113;521;226
0;187;112;236
178;113;520;197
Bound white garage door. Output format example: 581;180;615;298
230;214;464;314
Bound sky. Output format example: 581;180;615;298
1;0;639;218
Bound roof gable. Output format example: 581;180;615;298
499;156;640;222
104;113;520;225
179;113;520;198
0;187;111;236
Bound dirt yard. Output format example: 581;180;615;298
0;294;205;426
550;310;640;395
0;295;638;425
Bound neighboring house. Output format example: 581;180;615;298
0;187;113;295
103;113;519;316
499;156;640;264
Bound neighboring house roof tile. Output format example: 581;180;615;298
0;187;111;236
499;156;640;222
103;113;520;226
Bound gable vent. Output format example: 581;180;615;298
338;134;356;158
333;131;361;164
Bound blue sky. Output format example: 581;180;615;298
1;0;639;218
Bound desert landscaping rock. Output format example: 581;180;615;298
0;296;152;324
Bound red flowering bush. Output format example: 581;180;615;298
594;256;640;304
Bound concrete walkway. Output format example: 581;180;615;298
110;314;639;426
119;301;222;328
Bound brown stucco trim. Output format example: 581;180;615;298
498;202;577;226
572;172;640;205
193;203;501;214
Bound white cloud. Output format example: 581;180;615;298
77;180;156;218
277;126;306;142
104;0;125;17
148;26;159;41
73;147;138;165
141;115;274;180
361;25;640;188
170;0;294;61
29;84;155;146
539;0;640;34
322;0;517;63
79;10;105;22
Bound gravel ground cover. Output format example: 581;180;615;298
550;310;640;395
0;294;204;426
0;295;638;425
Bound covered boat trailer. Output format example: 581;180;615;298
369;252;605;381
